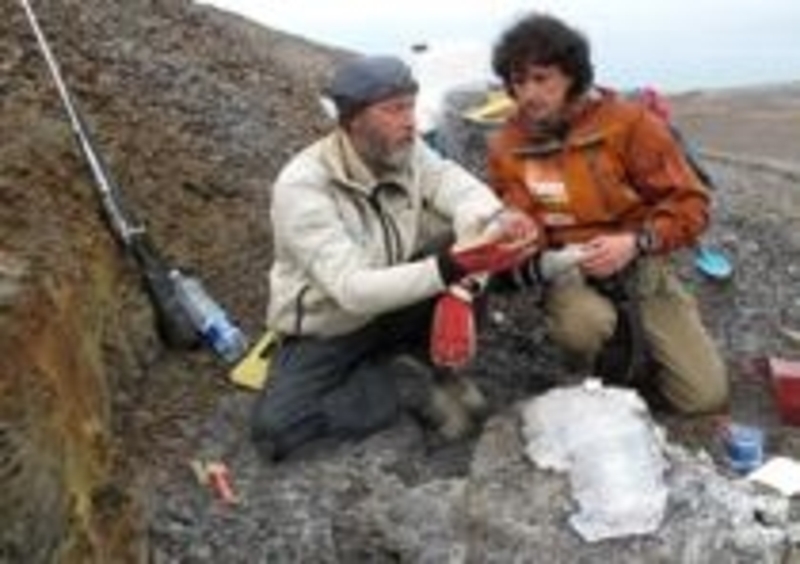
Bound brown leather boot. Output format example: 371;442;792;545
429;383;473;440
392;355;474;440
438;374;488;420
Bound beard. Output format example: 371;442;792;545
353;123;414;174
375;143;413;172
363;137;413;173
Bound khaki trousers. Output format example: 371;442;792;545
544;257;729;414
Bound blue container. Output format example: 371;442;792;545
723;423;764;474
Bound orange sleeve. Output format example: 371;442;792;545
622;110;710;253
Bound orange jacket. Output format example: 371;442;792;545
486;90;710;253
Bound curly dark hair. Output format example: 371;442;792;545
491;13;594;100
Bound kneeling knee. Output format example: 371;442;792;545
671;371;730;415
550;312;616;357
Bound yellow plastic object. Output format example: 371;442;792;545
229;330;278;390
462;90;515;125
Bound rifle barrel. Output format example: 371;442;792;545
20;0;143;245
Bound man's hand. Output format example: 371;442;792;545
580;233;637;278
455;210;540;269
437;208;541;285
538;244;586;282
450;237;535;275
485;208;541;250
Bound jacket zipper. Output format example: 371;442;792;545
366;191;404;264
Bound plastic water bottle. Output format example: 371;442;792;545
170;270;248;363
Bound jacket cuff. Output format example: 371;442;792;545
436;251;466;286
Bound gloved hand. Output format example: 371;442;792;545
452;238;533;273
437;210;540;285
430;283;477;368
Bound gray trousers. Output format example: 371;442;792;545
250;298;437;459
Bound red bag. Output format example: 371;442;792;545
430;284;476;368
452;238;531;275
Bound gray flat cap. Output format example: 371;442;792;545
325;55;418;121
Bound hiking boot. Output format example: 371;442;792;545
429;383;473;440
437;372;488;420
391;354;473;440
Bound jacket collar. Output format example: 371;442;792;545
508;88;611;156
322;129;413;196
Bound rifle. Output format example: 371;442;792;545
20;0;207;349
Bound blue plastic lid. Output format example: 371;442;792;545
694;246;734;281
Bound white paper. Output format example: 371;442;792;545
747;456;800;496
521;382;668;541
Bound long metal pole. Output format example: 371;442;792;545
19;0;143;245
19;0;204;349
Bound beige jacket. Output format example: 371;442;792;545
267;130;504;336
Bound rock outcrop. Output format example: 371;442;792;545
1;0;341;560
2;0;800;562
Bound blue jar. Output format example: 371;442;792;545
723;423;764;474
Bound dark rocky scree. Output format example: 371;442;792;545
2;0;800;561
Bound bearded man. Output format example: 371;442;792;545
251;55;539;460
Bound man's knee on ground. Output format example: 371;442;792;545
321;364;400;438
548;303;616;357
249;393;325;460
665;366;730;415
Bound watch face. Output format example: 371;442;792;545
637;230;654;253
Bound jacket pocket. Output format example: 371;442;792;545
566;139;643;224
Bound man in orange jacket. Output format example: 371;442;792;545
487;12;729;414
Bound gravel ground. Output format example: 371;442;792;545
2;0;800;560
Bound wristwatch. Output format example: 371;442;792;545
635;227;658;255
